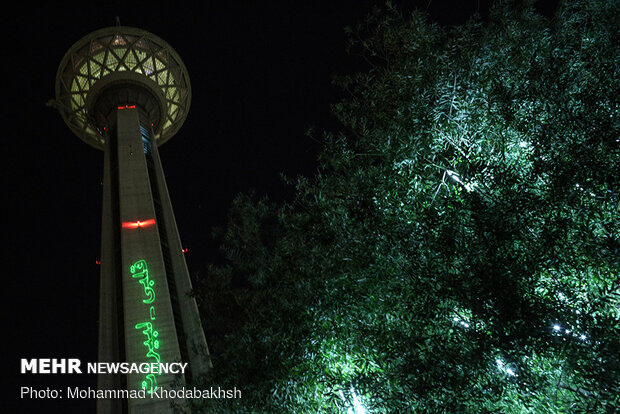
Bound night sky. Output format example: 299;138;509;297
6;1;557;412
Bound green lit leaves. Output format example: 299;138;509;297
193;1;619;412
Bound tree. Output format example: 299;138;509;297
192;1;619;412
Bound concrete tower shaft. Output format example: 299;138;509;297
54;26;209;414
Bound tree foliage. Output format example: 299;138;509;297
193;1;619;412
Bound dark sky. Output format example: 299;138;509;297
5;1;558;412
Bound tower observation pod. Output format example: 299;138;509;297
53;26;211;413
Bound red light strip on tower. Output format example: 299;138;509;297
122;219;156;229
118;104;136;110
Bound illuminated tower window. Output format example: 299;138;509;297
141;124;152;154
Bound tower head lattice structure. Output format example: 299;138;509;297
55;26;191;150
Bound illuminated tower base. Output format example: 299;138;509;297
53;27;210;414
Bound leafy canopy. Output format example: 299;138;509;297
193;1;619;412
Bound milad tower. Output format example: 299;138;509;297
52;25;210;413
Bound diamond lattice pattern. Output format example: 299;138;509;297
58;32;189;147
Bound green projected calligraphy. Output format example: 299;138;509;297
130;259;156;304
135;321;161;362
130;260;161;393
